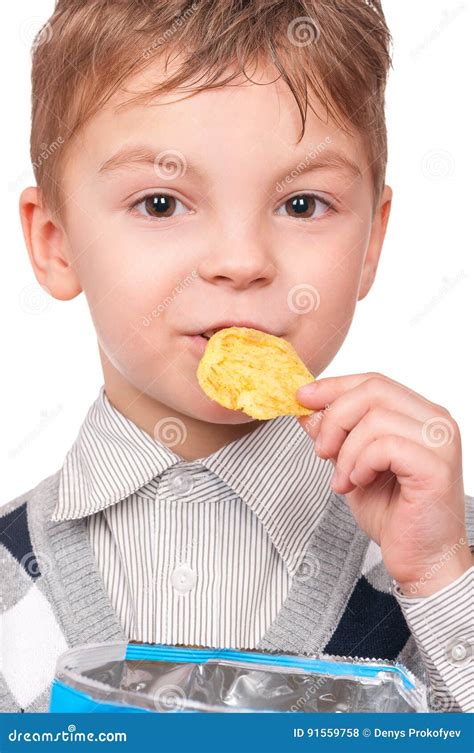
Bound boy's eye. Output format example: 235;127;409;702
277;193;332;220
132;193;188;219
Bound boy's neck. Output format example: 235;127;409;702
99;349;260;461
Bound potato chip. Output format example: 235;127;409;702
196;326;315;419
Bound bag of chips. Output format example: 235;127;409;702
49;642;428;713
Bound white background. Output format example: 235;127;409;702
1;0;472;502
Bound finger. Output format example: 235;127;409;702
299;375;451;457
298;406;330;437
331;409;426;493
296;372;442;413
349;435;453;492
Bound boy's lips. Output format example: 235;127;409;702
183;320;291;361
187;319;283;340
184;320;285;358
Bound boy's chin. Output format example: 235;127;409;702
184;399;262;426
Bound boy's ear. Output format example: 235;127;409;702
19;187;82;301
358;184;392;300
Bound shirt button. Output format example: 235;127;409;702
452;645;466;660
169;471;195;497
446;637;471;666
171;565;197;594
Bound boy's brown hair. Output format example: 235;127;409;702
30;0;392;216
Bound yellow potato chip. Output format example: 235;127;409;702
196;326;315;420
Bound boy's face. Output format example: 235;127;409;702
35;61;391;438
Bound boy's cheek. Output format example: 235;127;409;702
293;276;359;369
98;326;171;392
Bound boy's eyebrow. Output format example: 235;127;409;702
285;150;363;181
97;147;206;179
97;145;362;181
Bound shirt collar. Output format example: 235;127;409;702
54;386;182;521
54;385;334;576
200;416;334;575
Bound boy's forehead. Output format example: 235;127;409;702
74;59;367;182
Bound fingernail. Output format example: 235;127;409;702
297;382;318;399
349;469;358;484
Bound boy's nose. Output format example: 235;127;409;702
198;235;276;290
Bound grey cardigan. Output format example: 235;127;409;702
1;470;473;712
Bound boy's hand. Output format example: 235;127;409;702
296;373;473;597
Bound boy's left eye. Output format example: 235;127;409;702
276;193;333;220
131;193;189;219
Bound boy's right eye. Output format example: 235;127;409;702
131;193;189;220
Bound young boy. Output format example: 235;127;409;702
1;0;472;714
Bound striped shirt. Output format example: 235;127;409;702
52;386;334;647
1;393;472;710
